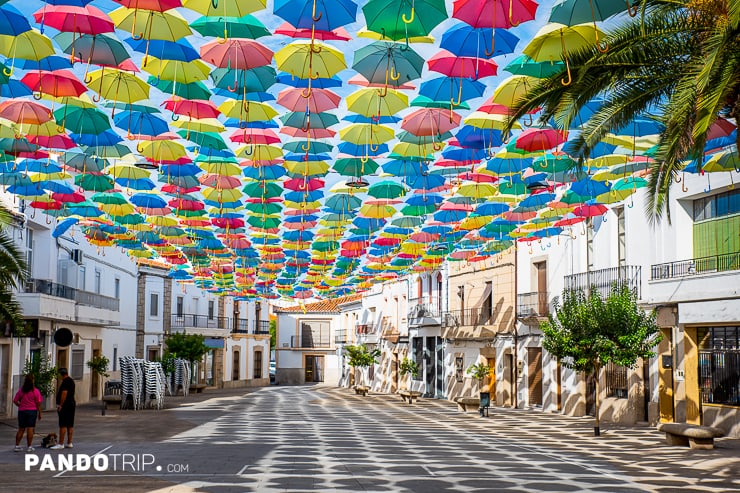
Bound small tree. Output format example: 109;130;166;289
398;357;419;390
23;354;57;397
344;344;380;388
87;355;110;400
541;283;660;436
467;362;492;390
269;319;276;350
165;332;209;384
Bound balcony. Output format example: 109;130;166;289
17;279;120;326
356;322;378;344
407;298;443;327
442;307;496;340
254;319;270;334
290;333;331;348
335;329;347;344
172;314;229;331
356;323;370;334
564;265;642;299
232;319;271;335
646;251;740;305
517;292;551;319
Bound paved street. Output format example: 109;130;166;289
1;385;739;493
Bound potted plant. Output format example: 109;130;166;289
467;362;493;417
398;357;419;391
344;344;380;394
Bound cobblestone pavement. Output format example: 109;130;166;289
1;385;738;492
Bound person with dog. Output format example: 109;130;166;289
50;368;75;450
13;374;43;452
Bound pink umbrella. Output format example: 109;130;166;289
277;87;341;113
427;50;498;80
274;22;351;41
280;126;336;139
515;128;567;152
0;99;52;125
200;39;273;70
21;70;87;98
33;5;115;34
228;128;281;145
401;107;461;137
574;203;608;217
347;74;416;90
198;174;241;189
28;134;76;150
452;0;538;29
163;98;220;119
113;0;182;10
283;177;325;191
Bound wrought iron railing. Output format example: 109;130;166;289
517;292;550;318
651;252;740;280
24;278;119;311
254;320;270;334
335;330;347;344
356;323;370;334
171;314;229;330
291;332;331;348
234;318;249;333
564;265;641;299
408;303;442;319
443;307;494;327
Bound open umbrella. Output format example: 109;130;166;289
200;38;273;70
352;41;424;90
362;0;448;43
452;0;538;29
274;0;357;31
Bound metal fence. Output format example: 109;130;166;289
651;252;740;280
699;350;740;406
443;307;494;327
171;314;228;329
517;292;550;318
254;320;270;334
564;265;642;299
24;278;119;311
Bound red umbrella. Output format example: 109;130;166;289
112;0;182;10
427;50;498;80
280;126;336;139
401;107;461;137
283;178;325;191
452;0;538;29
574;203;608;218
168;197;204;211
33;5;115;34
52;191;86;203
198;174;241;189
277;87;341;113
211;217;245;229
274;22;351;41
163;98;220;119
229;127;281;145
283;221;316;230
28;134;76;150
0;100;52;124
515;128;567;152
161;184;199;194
21;70;87;98
200;39;273;70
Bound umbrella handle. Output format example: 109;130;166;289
390;66;401;81
484;29;496;57
376;85;388;98
131;31;144;41
239;120;248;129
137;142;145;153
92;92;102;102
402;6;415;24
218;27;228;44
312;0;323;21
625;0;638;17
212;0;218;8
243;144;253;156
560;56;572;86
508;0;521;27
46;214;53;225
171;112;180;121
673;173;681;183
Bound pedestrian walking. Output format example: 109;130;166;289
13;374;43;453
50;368;75;450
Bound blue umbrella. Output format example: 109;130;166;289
442;146;487;162
130;193;167;209
15;160;62;173
17;56;72;71
0;5;30;36
454;126;503;149
570;178;610;198
275;72;342;88
419;76;486;103
518;193;556;211
383;159;428;176
115;177;155;190
475;203;510;215
71;130;122;148
242;164;286;180
159;164;201;177
433;209;467;223
343;114;400;124
38;180;75;194
285;190;323;203
405;173;446;190
52;218;79;238
406;193;443;205
274;0;357;31
125;37;199;62
614;118;665;136
113;111;169;137
486;156;532;174
337;142;389;156
440;22;519;58
0;80;32;98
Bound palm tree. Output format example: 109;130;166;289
506;0;739;221
0;203;27;330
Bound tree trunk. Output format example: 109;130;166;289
593;365;601;437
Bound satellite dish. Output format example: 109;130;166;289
54;328;73;347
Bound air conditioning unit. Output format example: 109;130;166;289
71;249;83;264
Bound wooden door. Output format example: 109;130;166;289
527;347;543;406
535;262;548;315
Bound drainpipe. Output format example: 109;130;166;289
513;243;519;409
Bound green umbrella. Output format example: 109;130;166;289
367;179;408;199
176;130;228;150
211;66;276;93
242;181;283;198
91;191;127;205
74;173;114;192
409;95;470;110
283;141;333;154
391;216;424;227
54;106;111;134
54;32;131;67
332;157;379;177
247;215;281;229
504;55;566;79
191;15;270;39
325;194;361;212
549;0;626;25
61;152;108;173
244;202;283;215
352;41;425;87
400;204;435;216
363;0;448;42
279;111;339;129
110;214;145;225
532;154;577;173
397;130;453;145
81;144;132;159
148;77;212;100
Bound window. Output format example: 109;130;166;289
95;269;101;294
605;361;628;398
699;326;740;406
114;278;120;299
413;337;423;381
299;321;330;348
150;293;159;317
112;347;118;371
208;300;214;320
71;348;84;380
253;350;262;379
25;229;33;277
147;347;159;361
693;188;740;221
79;266;86;291
176;296;184;318
616;206;626;267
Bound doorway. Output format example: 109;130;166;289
527;347;543;406
305;355;324;383
232;349;240;381
534;261;548;315
0;344;8;415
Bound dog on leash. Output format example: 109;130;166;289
41;433;58;448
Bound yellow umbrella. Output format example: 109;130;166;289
284;199;321;210
457;183;497;198
585;154;631;169
147;216;178;227
198;161;241;176
346;87;408;117
202;187;242;203
236;143;283;160
459;215;491;230
0;30;54;73
392;141;442;157
30;171;71;182
42;94;98;109
283;160;330;175
523;23;606;85
0;118;18;139
219;100;278;121
22;121;63;138
142;58;211;84
107;164;150;180
87;69;150;104
339;123;395;146
172;118;224;134
274;41;346;80
101;203;136;216
357;29;434;43
183;0;265;17
491;75;540;107
109;8;191;41
358;203;397;218
465;111;522;130
138;140;186;161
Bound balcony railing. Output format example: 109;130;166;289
24;278;119;311
335;330;347;344
517;292;550;318
171;314;228;330
291;333;331;348
564;265;641;299
408;303;441;319
651;252;740;280
443;307;494;327
356;323;370;334
254;320;270;334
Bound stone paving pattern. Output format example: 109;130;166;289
1;385;738;492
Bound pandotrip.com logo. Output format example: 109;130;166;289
25;452;190;474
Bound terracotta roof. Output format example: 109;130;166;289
275;294;362;313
